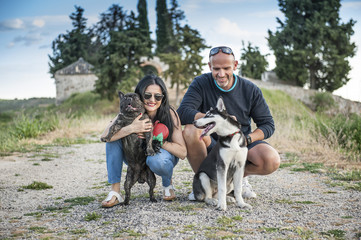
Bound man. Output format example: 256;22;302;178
177;46;280;199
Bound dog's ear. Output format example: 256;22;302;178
118;91;124;99
216;96;226;112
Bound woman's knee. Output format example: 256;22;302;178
146;150;176;176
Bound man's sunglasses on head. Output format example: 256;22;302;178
209;46;234;57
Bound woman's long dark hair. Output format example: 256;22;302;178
135;74;177;142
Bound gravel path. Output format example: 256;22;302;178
0;142;360;239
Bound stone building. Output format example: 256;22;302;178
53;56;190;106
54;58;98;105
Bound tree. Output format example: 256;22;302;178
158;1;208;105
94;5;153;100
48;6;93;77
268;0;356;92
137;0;152;54
155;0;172;53
239;41;269;79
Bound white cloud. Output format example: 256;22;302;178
13;32;43;46
343;1;361;9
32;19;45;28
7;42;15;48
252;10;281;18
0;18;24;31
0;15;69;32
215;18;251;38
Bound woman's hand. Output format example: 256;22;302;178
131;113;153;139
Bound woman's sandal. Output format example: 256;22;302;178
101;191;123;208
163;185;176;201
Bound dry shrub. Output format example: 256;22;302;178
262;88;360;170
27;115;113;145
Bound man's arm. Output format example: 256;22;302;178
177;80;203;125
250;87;275;140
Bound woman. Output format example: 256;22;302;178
101;75;187;207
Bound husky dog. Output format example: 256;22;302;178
101;91;156;205
192;97;252;211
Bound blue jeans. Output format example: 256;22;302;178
106;139;179;187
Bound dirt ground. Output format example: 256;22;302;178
0;142;360;239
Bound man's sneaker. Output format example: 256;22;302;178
188;191;196;201
242;177;257;199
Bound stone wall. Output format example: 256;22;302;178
248;78;361;115
55;74;98;105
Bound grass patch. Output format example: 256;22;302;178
294;201;315;204
285;152;300;162
24;212;43;218
217;216;235;227
275;199;293;204
70;228;87;234
22;181;53;190
321;229;345;238
326;169;361;191
84;212;102;221
28;226;48;233
261;227;280;233
328;169;361;181
114;229;146;237
291;163;324;173
231;215;243;221
43;205;71;213
64;196;96;206
279;162;296;168
179;167;193;172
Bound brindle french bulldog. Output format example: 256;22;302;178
101;91;156;205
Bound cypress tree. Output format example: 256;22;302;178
155;0;171;53
137;0;152;52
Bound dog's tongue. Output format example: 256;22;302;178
199;123;215;140
126;104;137;111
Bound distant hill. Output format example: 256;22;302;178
0;98;55;113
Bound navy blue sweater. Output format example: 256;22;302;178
177;73;275;139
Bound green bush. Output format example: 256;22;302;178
11;113;59;139
315;113;361;154
311;92;336;112
59;92;101;118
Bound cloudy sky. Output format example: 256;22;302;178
0;0;360;102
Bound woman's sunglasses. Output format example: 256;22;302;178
143;92;164;101
209;46;234;57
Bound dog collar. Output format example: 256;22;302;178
228;130;241;137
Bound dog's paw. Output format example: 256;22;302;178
205;198;218;206
226;196;236;203
216;203;227;211
146;148;156;156
237;202;252;210
152;140;162;153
